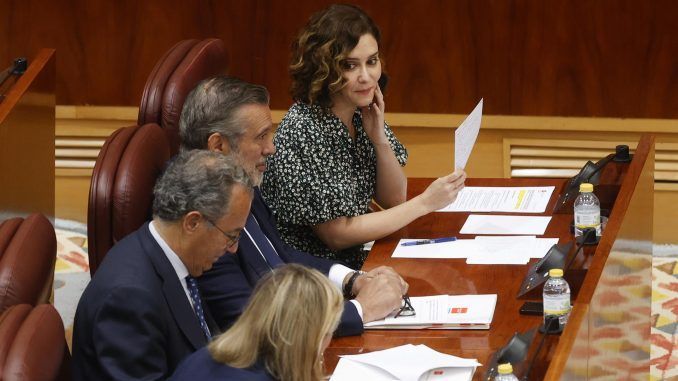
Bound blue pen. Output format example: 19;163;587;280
401;237;457;246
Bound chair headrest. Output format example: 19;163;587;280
87;123;171;275
0;304;31;372
0;304;65;381
0;214;56;313
138;38;227;155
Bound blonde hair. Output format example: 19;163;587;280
208;264;344;381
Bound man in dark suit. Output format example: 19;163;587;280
72;150;253;380
179;77;407;337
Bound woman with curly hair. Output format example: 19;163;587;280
169;264;343;381
261;4;465;269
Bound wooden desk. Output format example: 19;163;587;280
326;134;654;380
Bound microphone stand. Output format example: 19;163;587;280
523;316;559;380
565;228;597;271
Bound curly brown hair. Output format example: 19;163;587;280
290;4;382;109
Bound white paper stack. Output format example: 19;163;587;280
330;344;480;381
364;294;497;330
391;237;559;264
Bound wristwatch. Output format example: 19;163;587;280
343;271;364;299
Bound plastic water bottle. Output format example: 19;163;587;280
543;269;571;328
574;183;601;237
494;363;519;381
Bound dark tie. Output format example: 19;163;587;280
185;276;211;340
245;214;284;268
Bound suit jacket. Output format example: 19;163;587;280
169;347;275;381
72;223;218;381
199;188;364;336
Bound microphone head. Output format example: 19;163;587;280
614;144;632;162
11;58;27;75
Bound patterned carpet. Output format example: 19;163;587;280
53;228;677;380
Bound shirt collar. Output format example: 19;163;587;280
149;220;189;281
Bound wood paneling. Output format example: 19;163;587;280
2;1;677;117
0;49;55;220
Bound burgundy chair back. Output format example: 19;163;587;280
0;304;67;381
87;123;170;276
0;214;56;313
138;38;228;155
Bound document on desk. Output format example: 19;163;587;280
391;237;557;261
454;99;483;169
438;186;555;213
330;344;479;381
466;236;534;264
460;215;552;235
364;294;497;330
465;236;559;264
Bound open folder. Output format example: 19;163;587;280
364;294;497;330
330;344;480;381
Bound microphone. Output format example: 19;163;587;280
518;227;595;300
517;242;572;299
554;145;631;212
483;329;536;380
0;58;28;98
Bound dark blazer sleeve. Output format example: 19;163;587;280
199;253;253;331
90;286;171;380
337;301;364;337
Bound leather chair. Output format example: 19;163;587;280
87;38;226;276
0;214;56;313
138;38;228;155
0;304;67;381
87;123;170;276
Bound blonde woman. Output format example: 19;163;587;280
170;264;343;381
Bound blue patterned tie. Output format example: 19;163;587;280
245;214;284;268
185;276;211;340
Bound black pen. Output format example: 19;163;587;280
400;237;457;246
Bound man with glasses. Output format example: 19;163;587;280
72;150;253;380
180;76;408;337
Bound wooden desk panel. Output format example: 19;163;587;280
0;49;55;221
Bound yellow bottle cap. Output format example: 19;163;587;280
498;363;513;374
549;269;564;277
579;183;593;192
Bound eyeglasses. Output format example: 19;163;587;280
205;218;240;249
394;294;416;318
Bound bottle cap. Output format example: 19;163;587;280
579;183;593;192
498;363;513;374
549;269;564;277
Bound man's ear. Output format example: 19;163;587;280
207;132;232;155
182;211;203;234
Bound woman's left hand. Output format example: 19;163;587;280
361;85;388;145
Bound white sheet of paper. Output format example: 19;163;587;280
454;99;483;169
438;186;555;213
466;236;534;264
331;344;479;381
391;239;477;259
460;215;552;235
330;357;399;381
